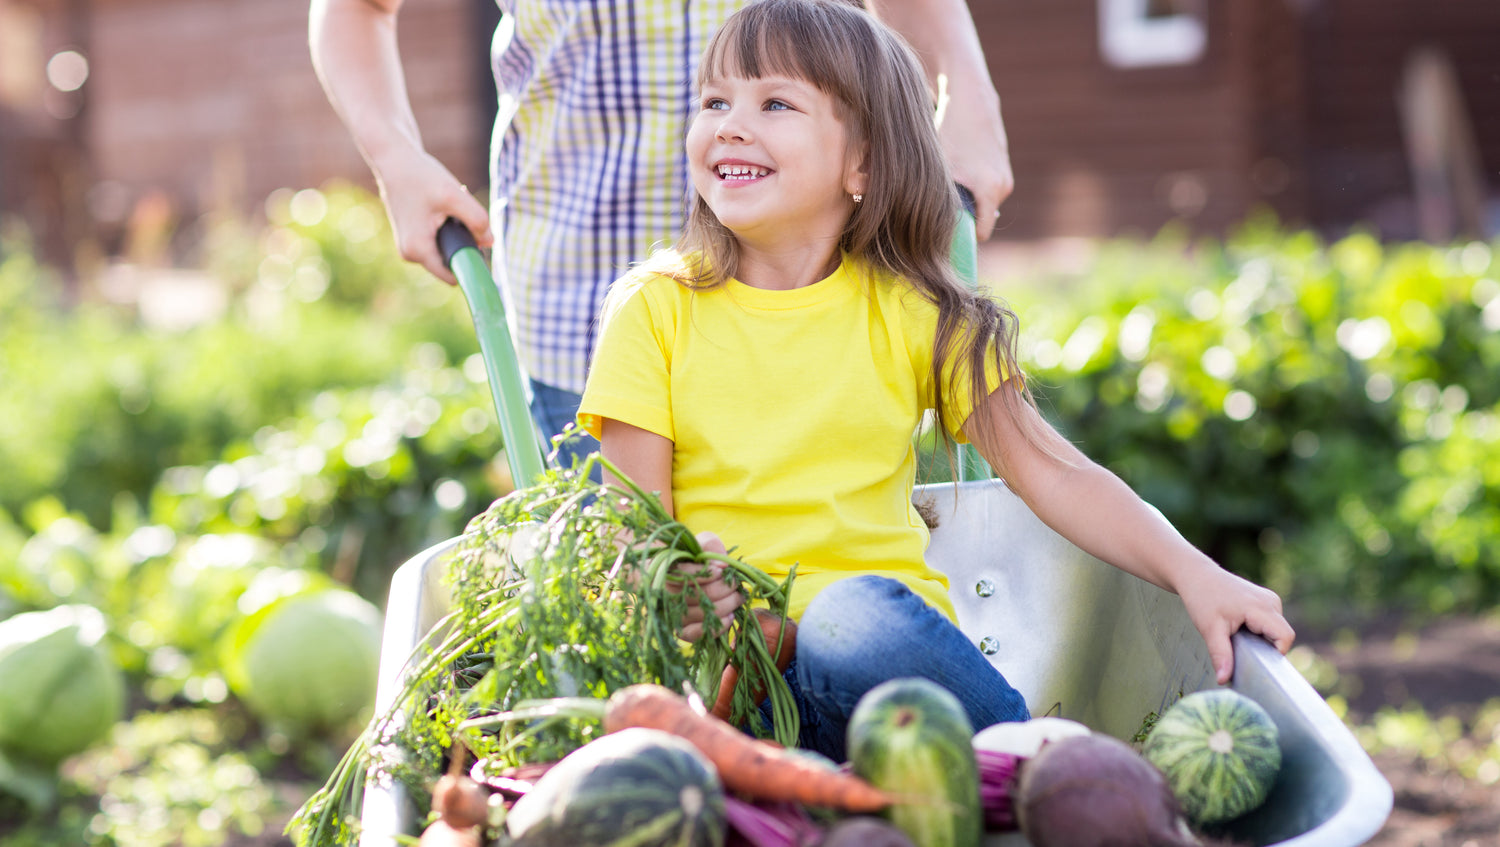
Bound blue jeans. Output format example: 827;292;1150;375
761;574;1030;761
527;379;601;476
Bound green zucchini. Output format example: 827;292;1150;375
847;677;982;847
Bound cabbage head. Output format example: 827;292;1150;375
222;589;382;734
0;604;125;766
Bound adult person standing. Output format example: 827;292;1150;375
309;0;1014;467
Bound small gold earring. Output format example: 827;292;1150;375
852;193;863;204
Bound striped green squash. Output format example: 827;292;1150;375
506;727;727;847
847;678;982;847
1141;689;1282;825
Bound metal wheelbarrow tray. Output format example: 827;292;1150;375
363;220;1391;843
358;478;1393;847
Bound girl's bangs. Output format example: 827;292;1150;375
698;3;847;94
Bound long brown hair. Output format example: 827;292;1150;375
674;0;1060;463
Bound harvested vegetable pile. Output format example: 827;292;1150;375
288;455;798;846
419;686;1281;847
290;455;1288;847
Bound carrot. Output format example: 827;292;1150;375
604;683;893;812
711;609;798;721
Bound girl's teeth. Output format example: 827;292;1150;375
717;165;768;180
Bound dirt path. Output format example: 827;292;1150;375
1302;614;1500;847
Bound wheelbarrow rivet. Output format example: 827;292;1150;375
978;636;1000;655
975;579;996;597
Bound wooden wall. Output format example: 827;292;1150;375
967;0;1500;242
1296;0;1500;239
968;0;1272;241
83;0;492;246
1234;0;1311;228
72;0;1315;246
0;0;92;276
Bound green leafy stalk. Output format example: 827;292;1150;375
288;452;796;845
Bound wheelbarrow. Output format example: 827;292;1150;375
356;220;1392;846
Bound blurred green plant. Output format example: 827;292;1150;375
143;345;507;602
1355;700;1500;787
1;707;302;847
1289;642;1500;793
1;183;509;837
0;183;476;531
0;351;506;693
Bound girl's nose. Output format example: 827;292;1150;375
715;111;750;143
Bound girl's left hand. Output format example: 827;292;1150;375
676;532;746;642
1177;567;1296;685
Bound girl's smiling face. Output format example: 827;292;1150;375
686;73;865;249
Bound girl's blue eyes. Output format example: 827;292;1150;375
703;98;792;111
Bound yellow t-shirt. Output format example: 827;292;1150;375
578;253;998;622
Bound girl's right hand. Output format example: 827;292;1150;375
1176;565;1295;685
371;147;493;284
677;531;746;642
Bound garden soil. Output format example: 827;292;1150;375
1301;613;1500;847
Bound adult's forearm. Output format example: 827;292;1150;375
866;0;1000;111
867;0;1013;232
308;0;425;176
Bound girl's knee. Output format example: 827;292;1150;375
798;576;928;666
802;575;911;623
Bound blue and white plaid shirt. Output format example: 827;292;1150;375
491;0;742;394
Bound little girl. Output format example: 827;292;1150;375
578;0;1293;759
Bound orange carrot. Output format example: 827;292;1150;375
604;683;893;812
711;609;798;721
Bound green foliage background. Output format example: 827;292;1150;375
1009;217;1500;621
1;186;1497;844
0;186;512;845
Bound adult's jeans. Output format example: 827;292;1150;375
762;574;1030;762
528;378;601;475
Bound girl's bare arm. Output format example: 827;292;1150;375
600;418;675;515
966;382;1295;683
600;418;740;640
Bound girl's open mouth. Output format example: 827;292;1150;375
716;164;772;181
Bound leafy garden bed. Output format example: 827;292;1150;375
1;190;1497;844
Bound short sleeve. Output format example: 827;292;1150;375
577;275;676;440
900;288;1009;441
938;337;1007;441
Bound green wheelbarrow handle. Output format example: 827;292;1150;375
438;218;551;487
950;186;992;482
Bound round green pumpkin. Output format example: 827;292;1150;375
1142;688;1282;825
0;605;124;766
221;589;382;734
